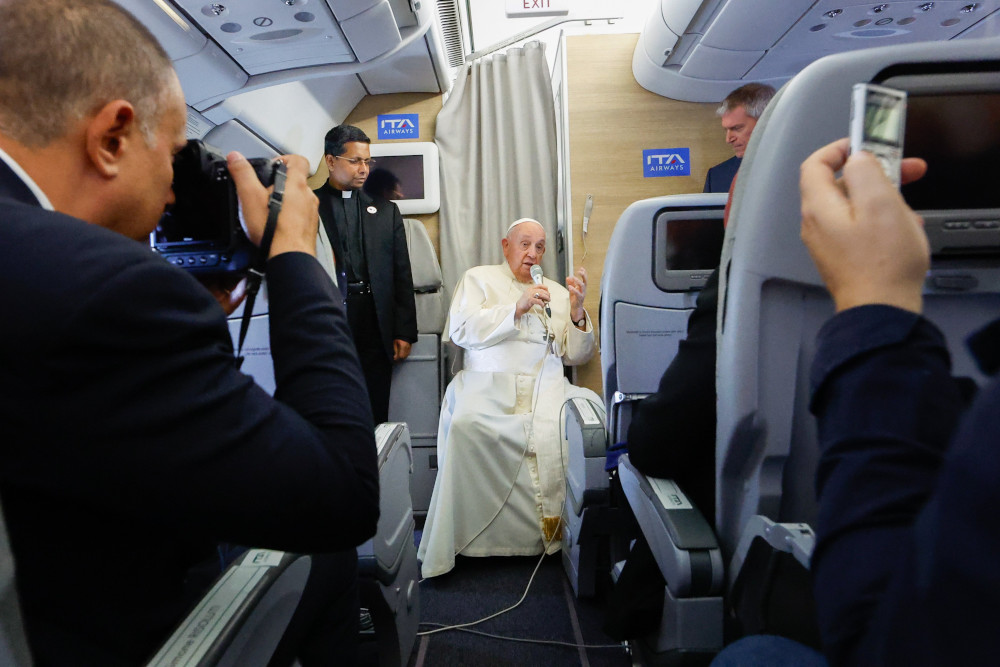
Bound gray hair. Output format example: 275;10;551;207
0;0;175;147
716;83;777;119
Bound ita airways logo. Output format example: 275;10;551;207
642;148;691;177
377;114;419;140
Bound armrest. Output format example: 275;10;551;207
726;516;819;645
147;550;311;667
728;516;814;589
617;454;723;598
564;397;609;515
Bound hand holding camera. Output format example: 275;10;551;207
227;151;319;259
153;141;321;318
152;140;319;275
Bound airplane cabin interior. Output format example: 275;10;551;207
3;0;1000;665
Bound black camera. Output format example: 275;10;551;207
151;139;281;275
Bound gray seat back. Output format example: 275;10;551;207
358;422;420;667
402;218;446;334
391;221;445;516
599;193;726;444
716;37;1000;560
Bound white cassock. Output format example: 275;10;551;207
417;262;601;578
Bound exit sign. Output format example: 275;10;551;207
506;0;569;18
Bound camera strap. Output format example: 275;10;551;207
235;161;286;369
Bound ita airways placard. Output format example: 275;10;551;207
643;148;691;177
377;114;419;140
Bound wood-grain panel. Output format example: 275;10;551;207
566;34;732;394
308;92;444;255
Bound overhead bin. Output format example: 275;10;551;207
635;0;1000;102
339;1;404;63
117;0;447;113
112;0;248;106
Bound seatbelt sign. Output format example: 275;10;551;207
505;0;569;18
643;148;691;177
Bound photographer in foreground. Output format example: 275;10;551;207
801;138;999;665
0;1;377;665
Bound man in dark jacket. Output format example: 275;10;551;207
0;2;378;664
800;138;1000;666
703;83;776;193
315;124;418;425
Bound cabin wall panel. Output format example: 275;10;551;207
308;91;444;255
566;33;732;394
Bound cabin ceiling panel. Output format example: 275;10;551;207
172;0;356;74
635;0;1000;102
204;120;281;158
749;0;1000;80
360;37;442;94
661;0;708;36
957;9;1000;37
339;1;404;62
679;43;763;80
327;0;385;21
700;0;813;51
207;76;366;170
112;0;206;59
641;4;681;67
173;43;249;107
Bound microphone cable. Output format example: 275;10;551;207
417;300;559;633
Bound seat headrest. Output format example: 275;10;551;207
403;218;443;292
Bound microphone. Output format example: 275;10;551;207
529;264;551;317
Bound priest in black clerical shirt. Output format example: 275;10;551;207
315;124;418;425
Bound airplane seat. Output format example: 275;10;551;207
599;193;727;445
357;422;420;667
616;453;724;662
0;477;312;667
559;395;611;598
158;422;423;667
149;550;313;667
390;219;445;518
595;194;727;658
401;218;447;335
715;37;1000;650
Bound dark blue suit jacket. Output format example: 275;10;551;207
0;160;378;665
811;305;999;666
703;155;741;194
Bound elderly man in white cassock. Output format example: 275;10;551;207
417;218;602;578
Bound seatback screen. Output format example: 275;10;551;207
662;218;725;271
365;154;425;201
902;93;1000;211
653;209;725;291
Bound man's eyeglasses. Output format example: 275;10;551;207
333;155;376;168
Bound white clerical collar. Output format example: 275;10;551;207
0;145;54;211
341;189;353;199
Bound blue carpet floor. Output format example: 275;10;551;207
407;549;631;667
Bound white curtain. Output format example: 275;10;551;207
436;41;559;294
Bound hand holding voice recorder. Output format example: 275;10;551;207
849;83;907;188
